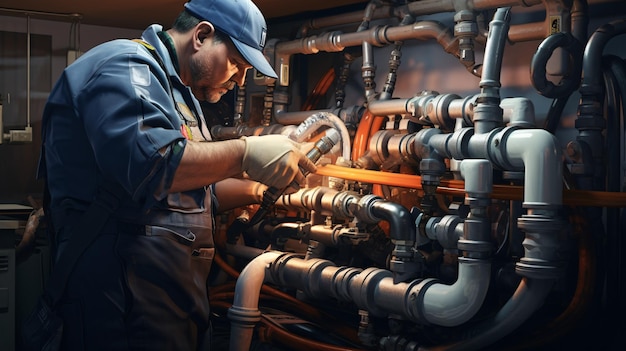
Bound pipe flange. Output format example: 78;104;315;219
349;267;393;316
517;214;563;233
408;278;438;324
457;239;493;254
428;93;460;132
304;259;335;297
356;194;383;223
327;266;362;301
269;253;301;284
448;127;473;160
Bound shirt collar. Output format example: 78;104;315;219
157;31;180;74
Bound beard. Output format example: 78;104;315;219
188;57;230;103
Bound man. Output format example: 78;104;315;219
35;0;315;349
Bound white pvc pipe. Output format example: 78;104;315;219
228;251;282;351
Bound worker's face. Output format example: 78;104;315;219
189;32;252;103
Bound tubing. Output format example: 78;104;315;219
530;32;583;98
352;110;375;160
289;111;352;161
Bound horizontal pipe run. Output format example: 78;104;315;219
313;164;626;207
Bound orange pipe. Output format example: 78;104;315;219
314;164;626;207
352;110;374;160
302;68;335;111
369;115;386;141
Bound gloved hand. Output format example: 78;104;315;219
241;134;317;191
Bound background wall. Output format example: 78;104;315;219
0;15;140;204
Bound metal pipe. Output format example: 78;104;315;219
473;7;511;134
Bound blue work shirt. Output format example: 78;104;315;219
39;24;214;227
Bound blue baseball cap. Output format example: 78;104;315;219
184;0;277;78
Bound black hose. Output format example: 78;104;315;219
530;32;583;99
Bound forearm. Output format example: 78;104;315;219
214;178;266;213
170;139;246;193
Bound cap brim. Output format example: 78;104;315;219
231;38;278;79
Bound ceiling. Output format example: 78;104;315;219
0;0;368;30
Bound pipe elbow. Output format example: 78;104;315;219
418;259;491;327
497;128;563;207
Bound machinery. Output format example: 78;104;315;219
203;1;626;350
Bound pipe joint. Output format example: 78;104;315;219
426;93;460;132
349;267;393;316
406;91;438;125
446;127;474;159
425;215;463;250
408;278;438;324
356;194;383;223
516;214;564;279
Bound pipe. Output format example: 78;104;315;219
530;32;583;98
601;55;626;323
465;127;563;207
264;249;487;328
369;94;534;129
538;0;588;132
577;18;626;189
415;160;493;327
360;1;380;103
417;259;491;327
273;19;457;119
275;21;456;57
368;197;417;281
421;278;554;351
228;251;283;351
499;97;536;127
352;111;375;160
473;7;510;134
312;164;626;207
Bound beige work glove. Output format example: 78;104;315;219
241;134;317;191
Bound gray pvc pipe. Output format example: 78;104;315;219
494;128;563;207
418;258;491;326
416;159;492;327
420;278;554;351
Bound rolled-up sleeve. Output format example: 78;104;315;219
75;45;185;208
